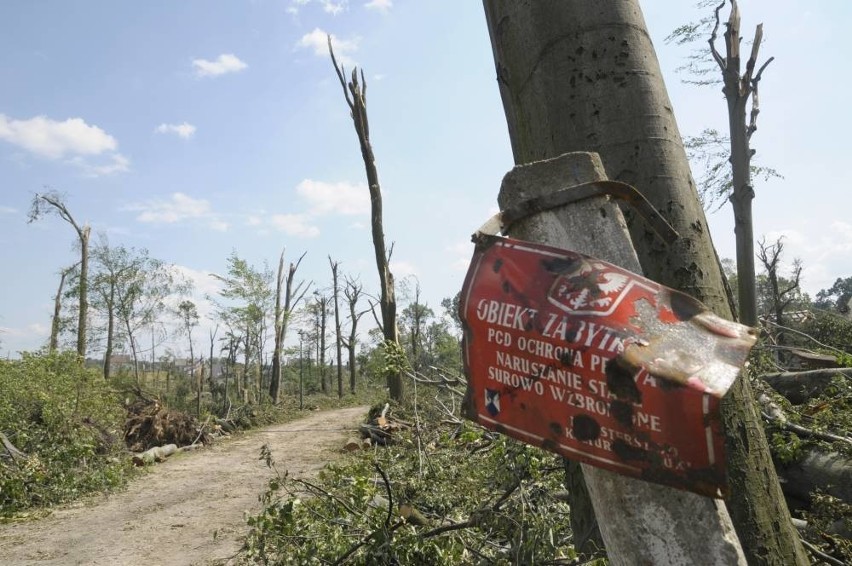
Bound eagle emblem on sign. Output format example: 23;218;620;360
546;258;655;317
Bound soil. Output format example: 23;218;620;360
0;405;368;566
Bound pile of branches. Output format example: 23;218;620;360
123;398;209;453
757;367;852;563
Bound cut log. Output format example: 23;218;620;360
777;449;852;505
762;369;852;404
132;443;178;466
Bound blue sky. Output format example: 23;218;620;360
1;1;850;358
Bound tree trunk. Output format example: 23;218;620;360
495;153;745;565
482;2;806;564
103;286;115;379
271;251;285;404
762;369;852;405
330;257;344;399
50;264;75;354
329;41;402;400
77;225;90;358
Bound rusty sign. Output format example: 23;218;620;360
460;236;757;497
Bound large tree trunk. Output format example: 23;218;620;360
495;153;745;565
482;1;806;564
329;40;402;400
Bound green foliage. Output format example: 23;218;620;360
240;392;583;564
379;340;410;380
815;276;852;315
770;432;803;465
0;352;133;518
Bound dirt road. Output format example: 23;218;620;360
0;406;368;566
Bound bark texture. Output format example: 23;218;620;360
497;152;745;566
482;1;806;564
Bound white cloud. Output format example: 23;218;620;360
297;28;360;66
390;260;418;279
448;241;473;271
0;114;117;159
321;0;348;14
192;54;248;77
760;223;852;296
288;0;347;15
246;215;263;226
127;192;226;231
270;213;320;238
155;122;196;139
0;206;16;215
0;113;129;176
297;179;369;216
172;265;224;300
73;153;130;177
365;0;392;13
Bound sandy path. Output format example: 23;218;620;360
0;406;368;566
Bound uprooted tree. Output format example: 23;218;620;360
328;36;402;401
482;0;806;563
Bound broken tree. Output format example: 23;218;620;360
328;36;402;401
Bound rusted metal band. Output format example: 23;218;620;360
500;180;679;244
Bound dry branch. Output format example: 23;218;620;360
0;432;27;463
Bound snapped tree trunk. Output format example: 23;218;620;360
329;38;402;401
482;1;806;564
29;193;90;358
343;277;366;395
270;251;307;404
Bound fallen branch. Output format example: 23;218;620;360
757;391;852;448
0;431;27;463
761;368;852;405
800;537;845;566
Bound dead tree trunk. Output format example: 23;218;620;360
343;276;367;394
482;2;806;563
328;37;402;401
270;250;308;404
329;257;344;399
709;0;773;328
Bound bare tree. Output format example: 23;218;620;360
342;276;368;394
270;250;309;404
312;292;332;394
709;0;774;327
757;236;802;348
29;191;91;358
177;300;200;414
328;37;402;400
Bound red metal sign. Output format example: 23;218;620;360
460;236;757;497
